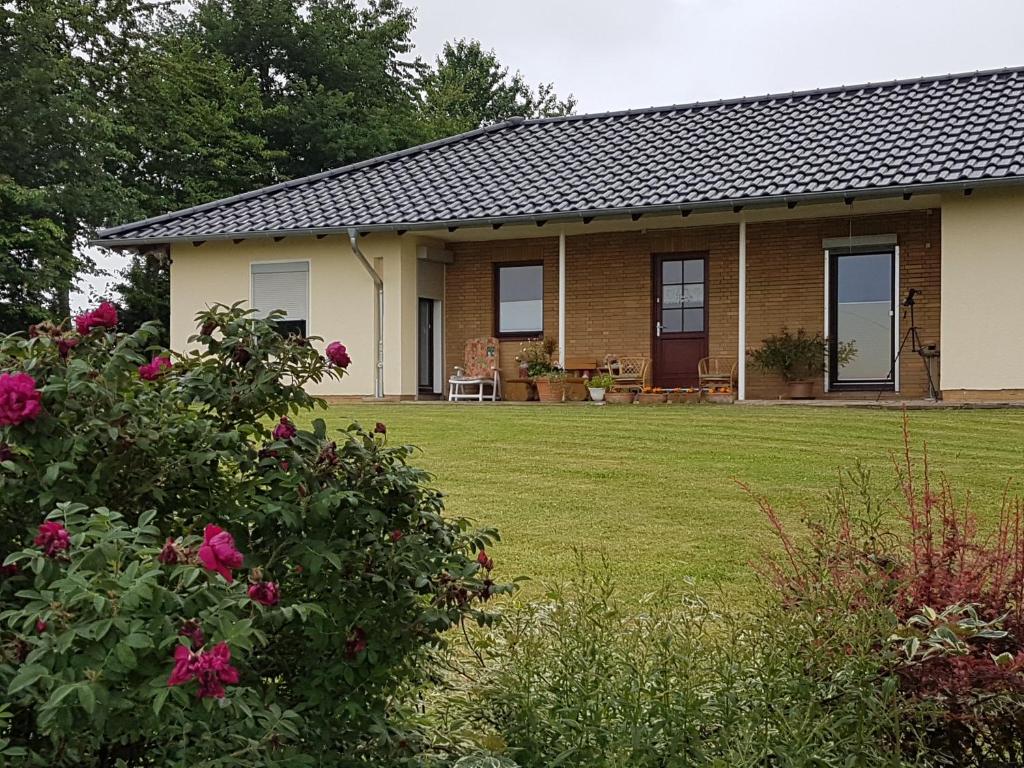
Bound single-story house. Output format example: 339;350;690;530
93;66;1024;402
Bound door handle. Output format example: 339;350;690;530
656;322;662;338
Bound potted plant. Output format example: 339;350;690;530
587;373;615;402
604;387;635;404
748;328;856;399
637;387;668;405
534;367;567;403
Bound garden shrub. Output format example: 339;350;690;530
0;303;507;766
430;563;920;768
755;417;1024;766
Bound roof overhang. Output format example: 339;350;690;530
89;175;1024;249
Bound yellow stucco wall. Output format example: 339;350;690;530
169;234;413;396
940;187;1024;393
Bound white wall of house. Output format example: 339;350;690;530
169;233;420;397
941;187;1024;394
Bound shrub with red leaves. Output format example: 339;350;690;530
752;414;1024;764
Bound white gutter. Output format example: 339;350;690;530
558;230;566;369
347;228;384;399
737;219;747;401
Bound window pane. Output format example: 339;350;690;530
682;283;704;307
835;252;893;381
683;308;704;332
683;259;704;283
662;308;682;332
498;265;543;333
663;284;682;308
662;260;682;284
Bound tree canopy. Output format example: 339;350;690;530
0;0;575;333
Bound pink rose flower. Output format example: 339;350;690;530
74;301;118;334
168;641;239;699
390;529;403;542
0;373;43;427
34;521;70;557
273;417;296;441
179;619;205;649
374;422;387;435
138;355;172;381
326;341;351;368
198;524;243;583
35;619;47;634
157;537;185;565
476;549;494;571
345;626;367;659
247;581;280;606
0;563;18;578
57;337;79;359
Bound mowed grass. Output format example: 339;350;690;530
311;404;1024;601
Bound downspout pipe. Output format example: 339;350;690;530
348;228;384;399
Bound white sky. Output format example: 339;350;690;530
77;0;1024;309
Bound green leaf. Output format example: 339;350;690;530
114;643;137;669
152;687;169;717
7;664;46;695
47;683;78;708
78;684;96;714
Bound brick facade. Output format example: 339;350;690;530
443;209;941;399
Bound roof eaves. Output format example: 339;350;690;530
88;175;1024;248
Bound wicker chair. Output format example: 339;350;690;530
602;355;649;392
697;357;737;390
448;337;501;401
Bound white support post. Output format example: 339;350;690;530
558;230;566;369
737;220;747;401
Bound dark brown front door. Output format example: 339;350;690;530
652;254;708;387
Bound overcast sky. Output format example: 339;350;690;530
79;0;1024;308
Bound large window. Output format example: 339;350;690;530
495;263;543;336
829;249;895;388
251;261;309;337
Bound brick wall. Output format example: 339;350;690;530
745;210;941;399
443;209;941;399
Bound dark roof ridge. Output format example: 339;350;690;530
95;119;520;238
515;64;1024;125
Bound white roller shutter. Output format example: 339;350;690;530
251;262;309;323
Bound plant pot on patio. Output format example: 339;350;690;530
748;328;856;401
706;388;736;404
564;378;588;402
637;391;668;405
534;377;565;403
681;389;702;404
786;380;815;400
604;390;635;404
504;378;535;402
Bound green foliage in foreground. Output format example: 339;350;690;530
0;305;506;765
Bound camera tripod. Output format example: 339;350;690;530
885;288;938;400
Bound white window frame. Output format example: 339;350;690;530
250;259;311;336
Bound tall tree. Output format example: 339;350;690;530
418;39;576;138
0;179;67;331
192;0;425;178
0;0;160;320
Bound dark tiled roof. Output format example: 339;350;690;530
96;67;1024;244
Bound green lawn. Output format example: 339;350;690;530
313;404;1024;600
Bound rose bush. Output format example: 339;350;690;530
0;303;507;766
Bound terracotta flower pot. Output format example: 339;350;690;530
637;392;668;405
534;378;565;403
604;391;635;404
786;380;815;399
563;378;588;402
